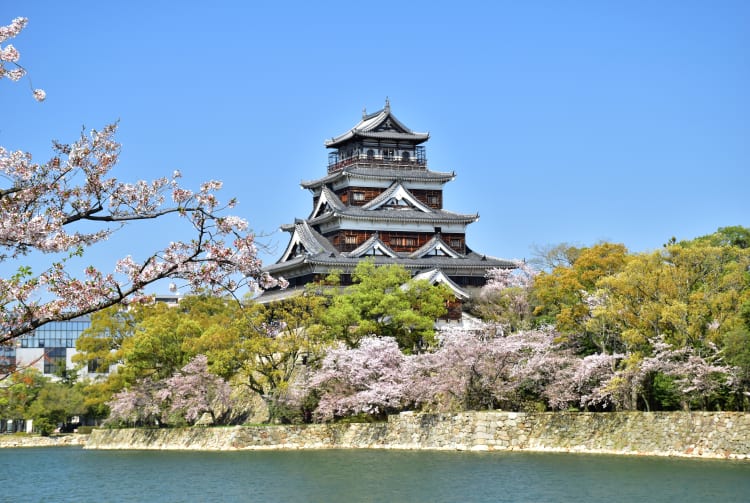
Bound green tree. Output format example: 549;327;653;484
73;305;140;375
0;368;46;422
688;226;750;249
235;294;331;421
320;261;452;350
27;381;85;435
596;240;750;350
722;301;750;410
530;242;629;352
74;296;247;418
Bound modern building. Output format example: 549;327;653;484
262;100;514;301
2;294;183;381
1;295;182;433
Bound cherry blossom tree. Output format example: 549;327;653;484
106;377;163;427
157;354;231;425
545;351;622;411
471;261;537;331
483;260;537;292
106;354;231;426
1;16;285;348
299;323;579;421
305;337;411;421
576;339;739;411
409;324;574;412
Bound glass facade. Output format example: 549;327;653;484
0;345;15;371
44;347;67;375
19;316;91;349
9;316;93;375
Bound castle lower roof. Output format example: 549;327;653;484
265;221;515;279
301;166;455;190
307;207;478;227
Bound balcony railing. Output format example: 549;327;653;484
328;147;426;174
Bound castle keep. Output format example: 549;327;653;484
263;100;512;298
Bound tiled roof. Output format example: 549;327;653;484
410;268;470;299
308;207;478;226
324;101;430;148
301;167;455;189
264;246;515;276
309;186;346;219
277;220;338;263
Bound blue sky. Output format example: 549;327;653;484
2;1;748;286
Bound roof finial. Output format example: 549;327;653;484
384;96;390;112
362;106;367;119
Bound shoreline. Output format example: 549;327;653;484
82;411;749;460
0;434;88;448
5;411;749;460
3;436;746;461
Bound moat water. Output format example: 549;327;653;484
1;448;749;502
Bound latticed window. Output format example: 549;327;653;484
391;237;416;247
344;235;358;245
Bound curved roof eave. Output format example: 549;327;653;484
308;210;479;226
324;103;429;148
300;168;455;189
325;129;429;148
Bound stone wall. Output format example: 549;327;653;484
85;411;750;460
0;434;88;448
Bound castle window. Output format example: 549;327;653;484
391;237;416;247
401;151;411;162
344;235;358;245
352;191;365;202
383;148;394;159
366;149;374;160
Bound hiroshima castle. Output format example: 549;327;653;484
262;99;513;300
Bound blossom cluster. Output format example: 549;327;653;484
1;122;283;344
0;17;44;100
482;260;537;293
107;354;231;426
292;323;740;421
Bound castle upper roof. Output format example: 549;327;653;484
325;99;430;148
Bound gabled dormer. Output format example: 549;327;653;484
409;268;470;300
409;234;463;259
310;186;345;219
278;220;336;263
345;232;398;258
362;182;433;213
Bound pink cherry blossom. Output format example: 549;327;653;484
1;120;282;345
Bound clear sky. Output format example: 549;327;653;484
2;1;748;286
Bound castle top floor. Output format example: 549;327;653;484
325;99;430;174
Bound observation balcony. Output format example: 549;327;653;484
328;146;426;174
